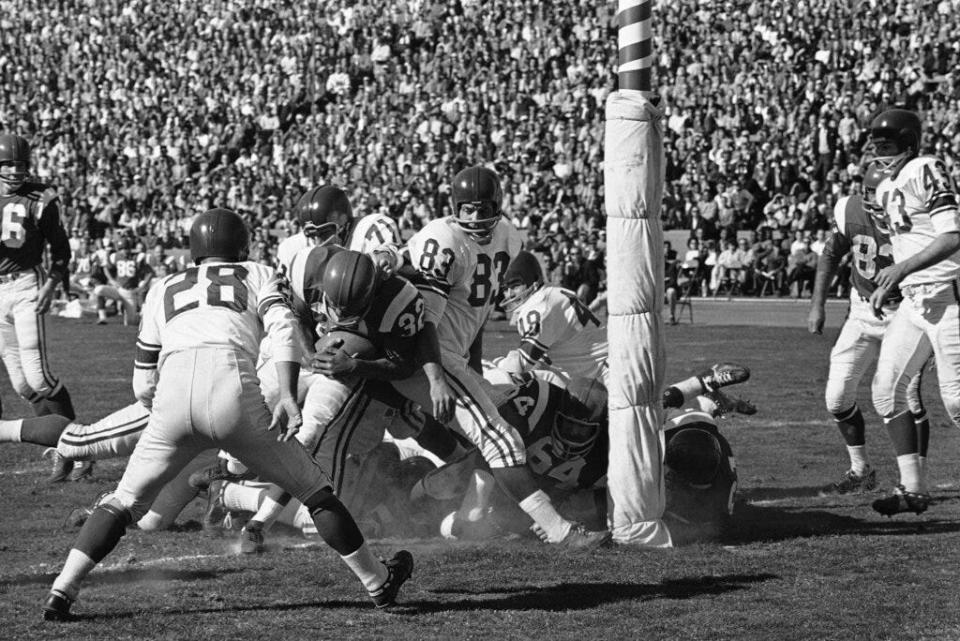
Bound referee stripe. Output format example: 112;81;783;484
443;367;518;466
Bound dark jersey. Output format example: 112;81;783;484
831;194;898;302
498;376;607;491
108;253;154;290
287;244;424;356
0;181;71;277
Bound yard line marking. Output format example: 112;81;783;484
13;553;232;577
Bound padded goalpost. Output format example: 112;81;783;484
604;0;672;546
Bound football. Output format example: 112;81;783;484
315;329;380;360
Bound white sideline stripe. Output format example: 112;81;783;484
761;420;828;428
15;553;229;577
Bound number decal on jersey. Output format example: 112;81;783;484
467;251;511;307
365;223;387;246
163;265;249;321
526;436;586;487
881;188;911;233
560;290;601;328
418;238;455;280
395;297;424;337
922;161;955;196
511;394;536;417
517;310;542;337
1;202;27;249
116;260;137;279
850;234;893;280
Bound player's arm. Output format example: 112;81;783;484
36;192;72;313
259;272;303;442
808;232;847;335
132;284;163;407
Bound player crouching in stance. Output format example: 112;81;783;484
42;209;413;622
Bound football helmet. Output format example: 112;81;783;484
501;251;544;314
664;426;723;488
552;377;607;460
0;133;30;196
868;109;922;175
450;166;503;245
189;208;250;264
861;161;890;232
295;185;354;247
320;249;378;327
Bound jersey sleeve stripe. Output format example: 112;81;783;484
379;284;419;333
520;335;549;351
136;339;161;350
257;294;287;316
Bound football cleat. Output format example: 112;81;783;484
369;550;414;609
239;522;265;554
707;390;758;417
826;468;877;495
188;459;255;492
42;590;76;622
43;448;74;483
697;362;750;392
556;523;612;550
872;485;931;517
202;481;228;534
68;460;94;482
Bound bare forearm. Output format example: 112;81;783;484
897;232;960;278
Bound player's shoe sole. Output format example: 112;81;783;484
369;550;414;609
698;362;750;392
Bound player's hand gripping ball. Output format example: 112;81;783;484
311;330;379;381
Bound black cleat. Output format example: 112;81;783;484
369;551;414;609
44;448;74;483
42;590;76;622
872;485;931;516
68;460;95;482
697;362;750;392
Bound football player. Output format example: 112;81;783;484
42;208;413;621
867;109;960;516
275;185;354;276
386;165;611;548
349;208;402;256
0;134;75;422
413;366;748;542
92;237;154;325
496;250;608;386
808;161;929;497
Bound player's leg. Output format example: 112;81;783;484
927;290;960;429
822;317;881;492
138;449;222;531
221;379;411;607
871;306;933;516
12;284;74;419
0;305;40;407
119;288;139;326
661;362;751;409
0;414;70;446
906;360;931;472
55;402;151;460
92;285;117;325
44;401;203;620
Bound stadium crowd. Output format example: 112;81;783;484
2;0;959;300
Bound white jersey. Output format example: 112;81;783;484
133;261;298;405
276;232;311;277
875;155;960;286
498;285;607;382
405;217;523;358
349;213;401;255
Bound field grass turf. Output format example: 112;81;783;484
2;315;960;640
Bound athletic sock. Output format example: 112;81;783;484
897;453;924;494
846;445;869;475
222;482;265;513
51;550;96;601
0;419;23;443
455;469;496;522
518;490;572;543
340;545;388;592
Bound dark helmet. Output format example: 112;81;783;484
321;249;378;327
294;185;354;246
869;109;922;174
552;377;607;460
664;427;723;488
861;160;889;230
502;250;544;313
0;133;30;195
450;165;503;245
189;208;250;264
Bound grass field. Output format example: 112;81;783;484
2;311;960;640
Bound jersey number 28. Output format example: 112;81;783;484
164;265;249;321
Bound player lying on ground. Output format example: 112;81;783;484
41;208;413;622
808;159;932;516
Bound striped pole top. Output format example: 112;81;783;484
616;0;654;94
